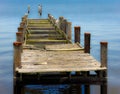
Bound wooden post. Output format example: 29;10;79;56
100;84;107;94
59;16;64;30
20;22;26;28
22;16;27;22
69;84;82;94
48;13;50;18
13;42;22;70
66;22;72;40
100;42;108;94
63;19;67;33
14;80;25;94
18;27;24;32
74;26;80;43
100;42;108;67
16;32;23;43
98;70;107;94
84;32;91;94
84;32;91;53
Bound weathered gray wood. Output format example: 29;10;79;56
16;32;23;43
100;42;108;67
18;27;24;32
45;44;83;51
59;16;64;30
66;22;72;40
84;32;91;94
22;16;27;22
84;32;91;53
20;21;26;28
62;19;67;33
100;71;107;94
13;42;22;70
74;26;80;43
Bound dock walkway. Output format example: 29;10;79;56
13;14;108;94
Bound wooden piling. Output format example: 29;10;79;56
59;16;64;30
18;27;24;32
20;22;26;28
66;22;72;40
63;19;67;33
84;32;91;94
16;32;23;42
22;16;27;22
100;42;108;67
74;26;80;43
84;32;91;53
101;84;107;94
100;42;108;94
13;42;22;70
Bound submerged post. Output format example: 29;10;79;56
74;26;80;43
13;42;22;70
84;32;91;53
84;32;91;94
100;42;108;94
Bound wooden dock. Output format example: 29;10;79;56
13;14;108;94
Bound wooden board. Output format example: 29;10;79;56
45;43;84;51
16;50;106;73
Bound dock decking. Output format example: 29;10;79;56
13;14;108;94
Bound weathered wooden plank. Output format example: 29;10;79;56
27;24;53;27
26;39;68;44
15;50;106;73
16;65;106;73
29;30;57;34
45;44;84;51
28;27;55;30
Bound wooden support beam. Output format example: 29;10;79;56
16;32;23;43
84;32;91;94
100;42;108;94
74;26;80;43
22;16;27;22
14;80;25;94
59;16;64;30
84;32;91;53
13;42;22;71
100;83;107;94
20;22;26;28
69;84;82;94
98;70;107;94
16;74;106;85
100;42;108;67
63;19;67;34
66;22;72;40
18;27;24;32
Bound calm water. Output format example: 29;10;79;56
0;0;120;94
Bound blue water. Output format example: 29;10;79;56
0;0;120;94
